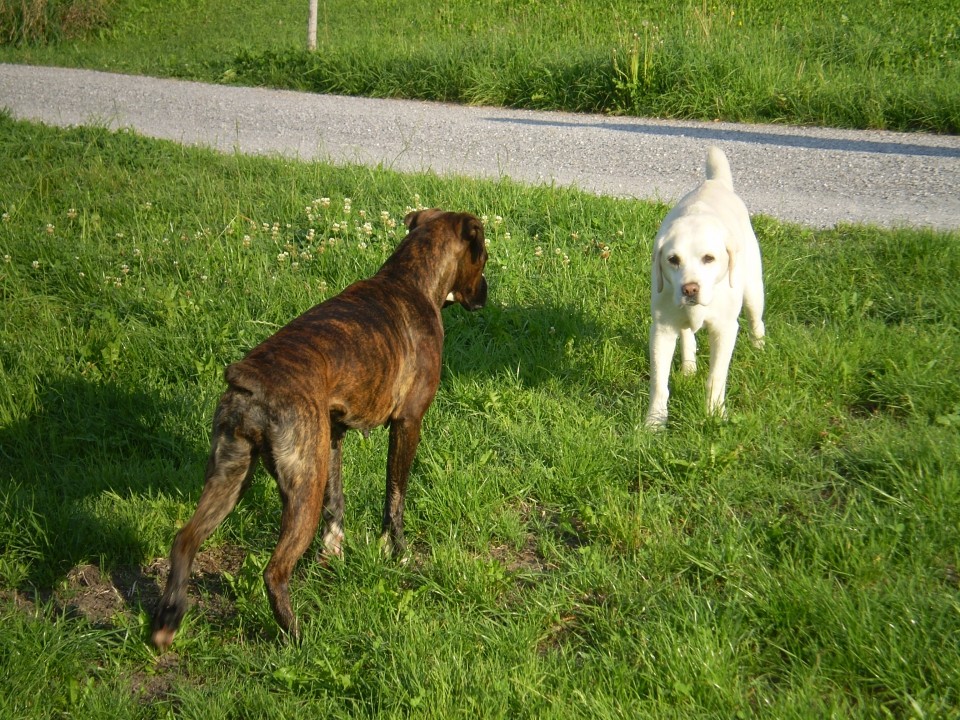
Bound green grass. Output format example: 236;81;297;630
1;114;959;717
1;0;958;132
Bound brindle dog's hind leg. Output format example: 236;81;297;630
152;419;257;651
319;424;346;561
261;414;328;640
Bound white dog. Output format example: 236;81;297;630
644;146;765;428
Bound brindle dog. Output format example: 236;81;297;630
152;209;488;650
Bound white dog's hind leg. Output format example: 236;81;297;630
645;325;679;428
679;328;697;375
705;321;739;417
743;282;766;349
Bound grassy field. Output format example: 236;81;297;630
1;0;959;132
1;114;959;717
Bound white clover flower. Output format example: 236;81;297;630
31;260;40;269
362;222;373;236
200;274;208;281
358;209;366;219
79;272;85;278
358;242;367;250
277;251;289;262
67;208;78;219
45;224;55;234
132;248;142;257
504;232;511;241
144;201;153;210
121;264;130;275
1;212;9;222
242;235;252;248
534;246;543;257
3;254;10;263
116;232;125;240
290;262;299;270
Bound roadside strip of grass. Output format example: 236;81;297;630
1;115;959;717
2;0;959;132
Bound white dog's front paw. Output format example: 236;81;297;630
643;411;667;430
680;361;697;376
706;401;728;420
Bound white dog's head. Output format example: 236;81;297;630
655;214;737;308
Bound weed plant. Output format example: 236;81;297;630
1;115;959;717
0;0;112;46
1;0;958;132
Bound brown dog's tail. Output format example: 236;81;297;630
224;362;264;396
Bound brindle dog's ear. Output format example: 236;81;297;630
461;215;486;263
404;208;445;230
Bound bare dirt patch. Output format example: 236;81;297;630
2;544;249;629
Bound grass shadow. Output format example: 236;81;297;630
486;116;960;158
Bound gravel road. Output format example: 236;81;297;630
2;63;959;230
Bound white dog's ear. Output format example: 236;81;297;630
725;240;737;288
655;248;664;293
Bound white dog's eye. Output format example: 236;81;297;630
703;254;715;264
667;254;680;266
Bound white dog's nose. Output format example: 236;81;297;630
681;282;699;298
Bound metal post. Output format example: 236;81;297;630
308;0;318;51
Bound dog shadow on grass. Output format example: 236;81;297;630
441;300;609;387
0;376;210;594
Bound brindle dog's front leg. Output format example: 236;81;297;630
381;417;422;557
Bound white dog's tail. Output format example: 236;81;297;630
705;146;734;191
